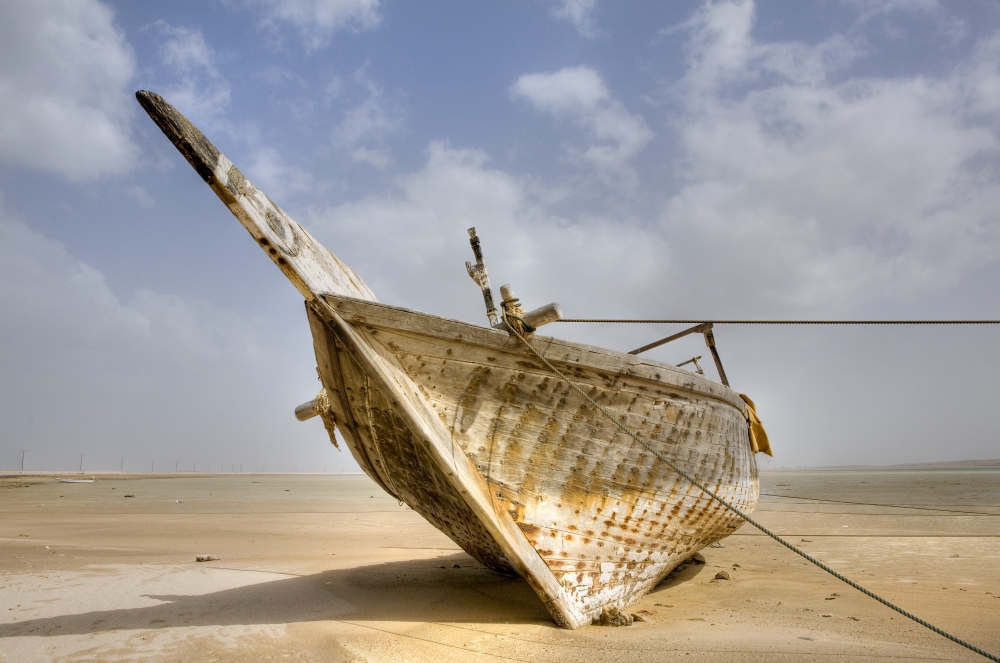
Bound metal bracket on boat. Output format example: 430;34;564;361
628;322;730;387
676;355;704;375
465;227;501;327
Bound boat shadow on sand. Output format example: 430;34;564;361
0;553;705;636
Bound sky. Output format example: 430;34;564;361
2;0;1000;473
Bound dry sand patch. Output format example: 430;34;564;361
0;470;997;662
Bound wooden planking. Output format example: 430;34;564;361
322;295;746;412
368;318;758;619
309;300;587;628
307;305;398;497
313;295;759;624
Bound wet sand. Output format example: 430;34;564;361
1;469;998;662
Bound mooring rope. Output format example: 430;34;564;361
558;319;1000;324
504;319;999;662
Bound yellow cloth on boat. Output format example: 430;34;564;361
739;393;772;457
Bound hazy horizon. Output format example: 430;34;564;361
4;0;1000;474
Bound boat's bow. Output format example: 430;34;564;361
136;90;375;302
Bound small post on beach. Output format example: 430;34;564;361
21;450;26;471
79;454;84;472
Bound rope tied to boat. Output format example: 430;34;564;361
503;319;1000;662
557;319;1000;324
313;388;339;449
501;300;535;336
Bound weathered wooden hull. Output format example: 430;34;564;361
308;295;758;628
137;89;759;629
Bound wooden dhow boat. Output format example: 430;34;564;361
137;90;770;629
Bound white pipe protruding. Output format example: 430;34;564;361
522;302;563;329
294;399;320;421
499;284;562;329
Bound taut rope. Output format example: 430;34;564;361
558;319;1000;324
504;318;999;662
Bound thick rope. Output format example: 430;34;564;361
559;319;1000;324
504;319;999;662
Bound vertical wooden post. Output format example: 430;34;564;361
465;228;500;327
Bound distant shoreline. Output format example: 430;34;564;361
4;459;1000;478
0;471;368;479
765;458;1000;471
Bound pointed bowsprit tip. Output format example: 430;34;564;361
135;90;167;118
134;89;222;185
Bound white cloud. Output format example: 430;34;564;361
333;75;402;169
249;0;381;50
305;141;662;330
247;147;316;200
126;184;155;208
350;146;393;169
840;0;938;21
0;0;137;181
511;66;653;175
551;0;597;38
664;0;1000;309
151;23;231;129
0;203;349;470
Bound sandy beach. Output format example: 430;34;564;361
1;469;997;662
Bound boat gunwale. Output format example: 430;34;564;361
322;294;748;414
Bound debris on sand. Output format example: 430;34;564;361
451;564;461;568
596;607;633;626
175;500;183;504
714;571;731;580
195;555;219;562
632;611;655;623
949;554;960;558
124;495;134;498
